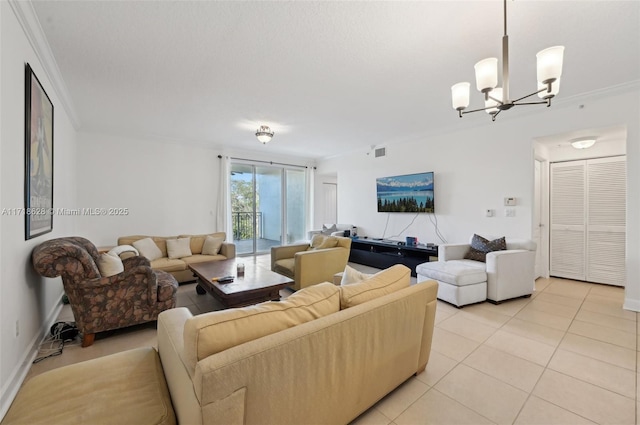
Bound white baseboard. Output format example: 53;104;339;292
0;299;64;421
623;297;640;312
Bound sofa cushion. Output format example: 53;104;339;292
464;234;507;262
416;261;487;286
181;254;227;265
167;238;192;259
178;232;226;255
183;282;340;375
339;264;410;308
150;258;188;273
340;265;372;286
97;253;124;277
133;237;164;261
274;258;295;276
2;347;176;425
201;236;224;255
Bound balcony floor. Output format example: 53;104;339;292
234;238;281;255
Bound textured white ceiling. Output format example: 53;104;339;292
31;1;640;159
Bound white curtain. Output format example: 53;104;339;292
304;165;315;238
216;155;233;240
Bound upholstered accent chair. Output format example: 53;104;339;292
271;235;352;291
32;237;178;347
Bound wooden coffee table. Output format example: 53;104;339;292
189;259;293;309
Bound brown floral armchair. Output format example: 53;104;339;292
32;237;178;347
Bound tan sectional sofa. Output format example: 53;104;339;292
117;232;236;283
158;264;438;425
4;265;438;425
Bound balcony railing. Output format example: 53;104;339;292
232;211;263;240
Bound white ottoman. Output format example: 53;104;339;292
416;261;487;307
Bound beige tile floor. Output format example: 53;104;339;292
24;256;639;425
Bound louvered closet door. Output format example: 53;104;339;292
550;162;586;280
587;157;626;286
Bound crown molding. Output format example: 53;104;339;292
9;0;80;129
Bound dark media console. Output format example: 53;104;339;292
348;238;438;277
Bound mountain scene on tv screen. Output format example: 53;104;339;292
377;172;434;213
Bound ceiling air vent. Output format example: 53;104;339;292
374;147;386;158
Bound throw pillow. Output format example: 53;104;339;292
464;234;507;262
309;234;326;249
97;253;124;277
132;237;163;261
321;224;338;235
202;235;224;255
340;265;373;286
107;245;139;259
339;264;411;308
166;237;192;259
316;236;339;249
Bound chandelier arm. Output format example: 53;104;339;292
461;105;498;115
511;87;549;103
513;101;550;106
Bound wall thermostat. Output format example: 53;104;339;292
504;197;516;206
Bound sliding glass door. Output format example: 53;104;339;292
230;163;305;255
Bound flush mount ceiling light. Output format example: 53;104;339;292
255;125;274;144
571;138;597;149
451;0;565;121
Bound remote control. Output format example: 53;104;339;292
212;275;235;283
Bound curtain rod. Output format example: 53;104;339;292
218;154;315;169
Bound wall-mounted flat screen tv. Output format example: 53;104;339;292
376;172;434;213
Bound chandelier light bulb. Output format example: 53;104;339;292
536;46;565;84
451;82;471;110
474;58;499;93
485;87;503;114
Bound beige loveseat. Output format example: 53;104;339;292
117;233;236;283
158;264;438;424
271;234;352;290
3;265;438;425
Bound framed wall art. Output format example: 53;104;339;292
24;63;54;239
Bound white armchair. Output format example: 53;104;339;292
417;235;536;306
439;237;537;303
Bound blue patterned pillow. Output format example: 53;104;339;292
464;234;507;262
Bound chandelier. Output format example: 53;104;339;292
255;125;274;144
451;0;565;121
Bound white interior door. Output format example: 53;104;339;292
322;183;337;225
550;157;626;286
586;157;626;286
550;161;586;280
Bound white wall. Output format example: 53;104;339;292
75;132;220;245
0;1;78;416
316;87;640;309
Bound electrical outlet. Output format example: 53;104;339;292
505;208;516;217
15;320;19;337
